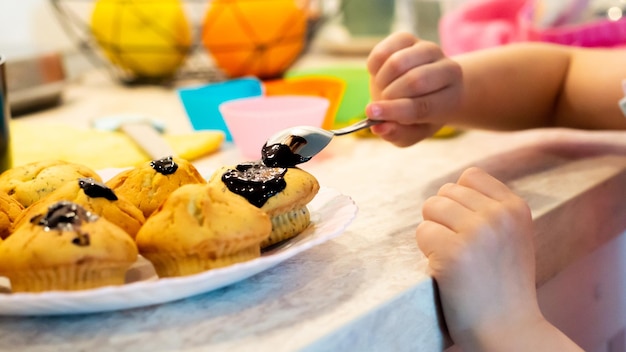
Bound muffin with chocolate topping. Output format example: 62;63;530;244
208;162;319;248
0;201;138;292
135;182;272;277
13;177;145;239
105;156;206;218
0;160;102;208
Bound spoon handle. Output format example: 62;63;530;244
331;119;383;136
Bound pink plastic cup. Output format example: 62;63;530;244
219;96;330;159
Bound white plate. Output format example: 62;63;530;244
0;186;357;316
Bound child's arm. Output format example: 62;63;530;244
366;32;626;147
453;42;626;131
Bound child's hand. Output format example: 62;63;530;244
366;32;463;147
416;167;543;349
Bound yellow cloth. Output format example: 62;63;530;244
10;121;224;170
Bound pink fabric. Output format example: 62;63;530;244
439;0;527;55
518;3;626;47
439;0;626;55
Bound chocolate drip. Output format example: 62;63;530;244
150;156;178;175
261;142;310;168
30;201;97;247
78;178;118;200
222;162;287;207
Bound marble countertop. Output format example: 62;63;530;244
2;66;626;352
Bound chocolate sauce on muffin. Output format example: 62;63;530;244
150;156;178;175
221;162;287;207
30;201;97;247
78;178;118;201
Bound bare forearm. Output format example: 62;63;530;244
460;316;584;352
449;43;626;131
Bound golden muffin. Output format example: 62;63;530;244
135;183;272;278
0;201;138;292
105;156;206;218
208;162;319;248
14;177;145;239
0;191;24;239
0;160;101;208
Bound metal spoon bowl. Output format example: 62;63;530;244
262;118;382;167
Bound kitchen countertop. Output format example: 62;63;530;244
2;62;626;351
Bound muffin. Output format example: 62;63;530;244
0;191;24;239
0;160;101;208
135;183;272;277
208;161;319;248
0;201;138;292
105;156;206;218
13;177;145;239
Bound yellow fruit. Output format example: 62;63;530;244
201;0;307;79
90;0;192;79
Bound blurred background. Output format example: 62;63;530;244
4;0;626;80
0;0;463;119
1;0;625;118
0;0;457;82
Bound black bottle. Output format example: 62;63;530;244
0;56;13;172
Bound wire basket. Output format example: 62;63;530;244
49;0;316;85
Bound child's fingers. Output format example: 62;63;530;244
381;58;462;101
415;219;457;260
367;32;417;76
374;41;452;95
366;83;460;124
369;121;443;147
456;167;515;202
373;40;445;94
436;182;497;213
422;194;476;233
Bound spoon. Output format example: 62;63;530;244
262;118;383;167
